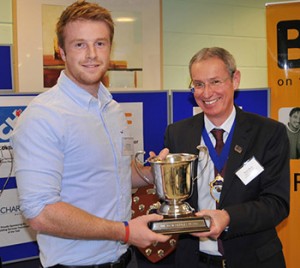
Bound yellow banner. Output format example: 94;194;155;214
266;2;300;268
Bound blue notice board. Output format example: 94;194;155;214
0;45;13;90
112;90;169;155
171;88;269;123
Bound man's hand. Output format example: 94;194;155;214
149;148;169;160
191;209;230;240
128;214;171;248
131;148;170;187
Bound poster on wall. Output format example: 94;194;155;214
41;4;142;89
14;0;160;92
266;2;300;268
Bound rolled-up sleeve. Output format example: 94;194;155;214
10;104;64;219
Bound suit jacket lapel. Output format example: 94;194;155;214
186;113;204;210
186;113;204;155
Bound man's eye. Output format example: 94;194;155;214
96;41;106;47
212;80;221;85
75;43;85;48
195;82;205;88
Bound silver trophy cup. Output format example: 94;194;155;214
135;151;210;234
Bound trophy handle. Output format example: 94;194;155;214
195;145;209;179
134;151;152;185
188;145;209;199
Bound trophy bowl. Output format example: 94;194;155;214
149;153;197;217
135;151;210;234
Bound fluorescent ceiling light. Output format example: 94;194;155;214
115;17;136;22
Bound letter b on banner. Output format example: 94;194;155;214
277;20;300;68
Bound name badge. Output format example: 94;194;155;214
122;137;134;156
235;157;264;185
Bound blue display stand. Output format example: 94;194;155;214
0;88;268;264
171;88;269;123
0;45;13;90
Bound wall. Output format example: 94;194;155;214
0;0;12;45
1;0;293;91
162;0;289;90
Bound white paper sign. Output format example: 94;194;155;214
0;189;36;247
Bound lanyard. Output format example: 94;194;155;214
202;121;236;173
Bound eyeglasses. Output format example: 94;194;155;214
190;76;231;93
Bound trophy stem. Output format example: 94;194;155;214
158;200;194;218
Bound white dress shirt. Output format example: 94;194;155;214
197;107;236;255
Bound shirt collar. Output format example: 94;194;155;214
204;106;236;134
57;71;112;110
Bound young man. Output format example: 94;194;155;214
10;2;169;267
163;47;290;268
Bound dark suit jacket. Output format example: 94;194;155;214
164;107;290;268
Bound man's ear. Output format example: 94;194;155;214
59;47;66;61
233;70;241;90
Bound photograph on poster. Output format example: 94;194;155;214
279;107;300;159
